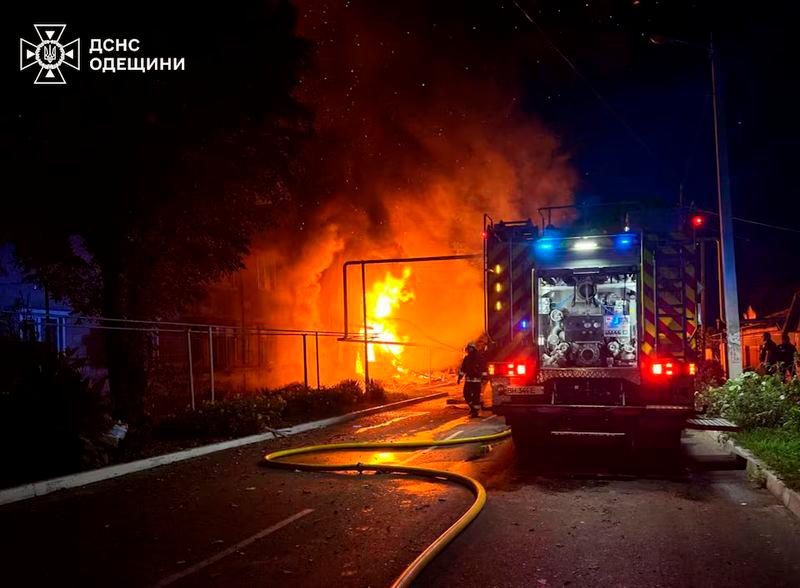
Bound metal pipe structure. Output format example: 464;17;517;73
315;331;321;390
187;330;195;410
339;337;446;348
537;201;644;230
208;326;215;403
302;334;309;389
341;254;481;388
361;263;370;386
11;311;346;337
341;254;481;339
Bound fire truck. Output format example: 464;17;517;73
483;206;708;449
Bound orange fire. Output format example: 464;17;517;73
356;267;415;376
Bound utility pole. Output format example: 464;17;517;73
710;36;742;378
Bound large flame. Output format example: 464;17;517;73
194;2;577;391
355;267;415;376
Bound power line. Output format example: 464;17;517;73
506;1;800;240
695;208;800;235
509;0;672;177
733;216;800;235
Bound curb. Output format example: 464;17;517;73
702;430;800;520
0;391;449;507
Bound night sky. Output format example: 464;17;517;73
288;0;800;318
5;0;800;317
500;1;800;316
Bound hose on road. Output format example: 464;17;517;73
262;428;511;588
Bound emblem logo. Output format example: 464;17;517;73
20;24;80;85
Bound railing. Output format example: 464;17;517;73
2;310;458;415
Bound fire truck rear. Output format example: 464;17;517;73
484;208;700;449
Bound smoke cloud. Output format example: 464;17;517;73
234;1;577;387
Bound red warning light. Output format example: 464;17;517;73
691;215;705;228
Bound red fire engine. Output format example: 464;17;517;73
483;205;723;449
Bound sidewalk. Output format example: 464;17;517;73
0;389;450;506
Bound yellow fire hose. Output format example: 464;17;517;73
262;428;511;588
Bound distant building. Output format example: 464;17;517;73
0;245;84;352
740;291;800;369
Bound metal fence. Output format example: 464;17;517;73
1;310;459;417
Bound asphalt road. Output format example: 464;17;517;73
2;385;800;587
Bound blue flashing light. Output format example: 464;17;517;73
615;234;636;249
520;319;528;329
534;238;557;253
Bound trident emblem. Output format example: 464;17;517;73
42;44;57;64
20;24;80;85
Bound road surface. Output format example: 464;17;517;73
2;384;800;587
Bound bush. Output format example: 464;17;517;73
695;360;725;391
276;379;364;418
149;379;388;441
366;379;387;403
0;338;110;486
698;372;800;430
157;394;286;439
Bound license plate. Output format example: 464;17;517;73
507;386;545;395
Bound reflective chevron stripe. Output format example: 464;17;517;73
487;238;532;342
641;244;657;358
649;235;699;359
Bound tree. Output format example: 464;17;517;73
2;0;311;421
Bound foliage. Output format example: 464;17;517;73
697;372;800;430
156;394;286;440
156;379;393;439
366;379;388;403
700;372;800;488
733;429;800;490
143;361;192;417
0;338;110;486
276;380;365;419
695;360;726;391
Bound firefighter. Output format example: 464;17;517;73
458;342;486;418
777;333;797;377
759;332;779;373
